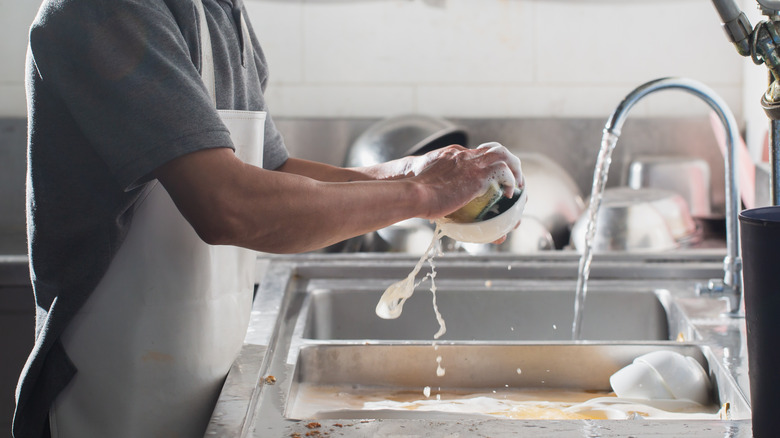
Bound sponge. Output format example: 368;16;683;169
445;180;504;223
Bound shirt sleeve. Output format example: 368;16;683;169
29;0;234;190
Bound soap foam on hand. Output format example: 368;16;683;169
435;143;526;244
446;142;523;224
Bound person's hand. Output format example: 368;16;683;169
408;142;524;221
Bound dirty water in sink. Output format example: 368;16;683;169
288;385;727;421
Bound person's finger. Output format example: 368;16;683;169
476;142;523;197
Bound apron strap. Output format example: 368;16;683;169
194;0;254;107
194;0;216;106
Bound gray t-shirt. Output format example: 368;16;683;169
15;1;288;436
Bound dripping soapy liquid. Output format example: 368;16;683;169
376;224;447;338
376;224;448;393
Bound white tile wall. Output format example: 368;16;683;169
0;0;754;120
246;0;747;119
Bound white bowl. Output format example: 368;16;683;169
610;350;711;405
436;189;528;244
635;350;711;404
609;361;675;400
459;216;554;254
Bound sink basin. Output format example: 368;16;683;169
286;343;749;421
206;254;753;437
301;287;670;341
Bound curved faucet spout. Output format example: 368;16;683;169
605;77;743;315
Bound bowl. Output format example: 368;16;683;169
627;156;712;218
374;218;436;254
570;187;700;253
459;216;554;254
344;114;468;168
609;361;675;400
510;153;585;249
373;219;458;254
436;188;527;244
610;350;711;405
636;350;711;404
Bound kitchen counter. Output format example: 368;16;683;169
206;251;753;437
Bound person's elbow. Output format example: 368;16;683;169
185;196;247;247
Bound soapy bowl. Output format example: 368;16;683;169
610;350;711;405
436;188;527;244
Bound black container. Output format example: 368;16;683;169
739;206;780;437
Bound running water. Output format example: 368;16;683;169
572;131;619;340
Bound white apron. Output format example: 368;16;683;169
50;2;263;437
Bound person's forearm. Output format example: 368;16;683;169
227;167;426;253
156;144;522;254
157;149;428;254
277;157;414;183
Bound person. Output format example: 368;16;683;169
13;0;523;437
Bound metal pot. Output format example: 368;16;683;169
511;152;585;249
344;114;468;167
627;156;713;218
343;114;467;253
372;218;459;254
570;187;701;253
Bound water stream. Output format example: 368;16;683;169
572;131;620;340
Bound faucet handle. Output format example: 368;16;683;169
696;278;744;317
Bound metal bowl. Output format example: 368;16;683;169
511;152;585;249
627;156;713;218
374;218;436;254
570;187;700;253
344;114;466;252
343;114;468;167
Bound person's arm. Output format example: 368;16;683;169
273;156;416;183
154;144;520;254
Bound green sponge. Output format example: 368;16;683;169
446;180;504;223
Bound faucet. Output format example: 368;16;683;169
604;77;743;315
711;0;780;204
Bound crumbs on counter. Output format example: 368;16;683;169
306;422;321;429
264;375;276;385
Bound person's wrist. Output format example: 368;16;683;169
403;178;434;219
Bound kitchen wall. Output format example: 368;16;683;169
0;0;748;120
242;0;744;120
6;0;763;148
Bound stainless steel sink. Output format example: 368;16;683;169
286;343;749;421
301;287;670;341
207;253;753;437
